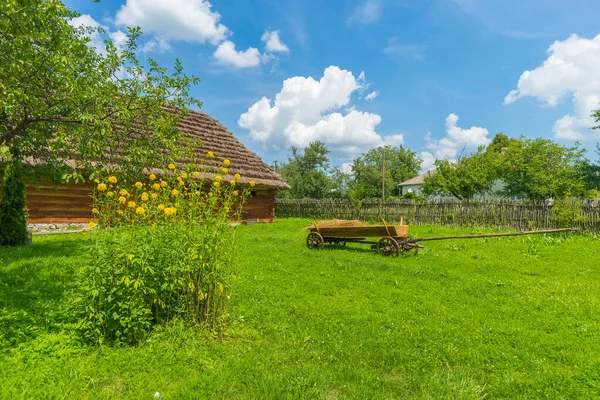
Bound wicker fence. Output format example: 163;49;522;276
275;198;600;232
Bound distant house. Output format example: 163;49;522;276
22;109;290;224
397;169;510;200
397;170;437;197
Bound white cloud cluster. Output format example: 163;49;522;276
214;41;261;68
261;31;289;53
347;0;382;26
420;113;491;170
70;14;127;54
115;0;227;44
114;0;289;69
239;66;401;156
505;34;600;140
365;90;379;100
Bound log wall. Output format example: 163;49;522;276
242;189;275;223
26;182;94;223
19;183;276;224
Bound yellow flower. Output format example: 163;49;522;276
119;189;128;196
176;177;184;185
160;180;168;187
208;192;213;197
171;189;179;197
214;175;223;182
88;221;97;229
221;167;228;174
97;183;107;191
181;172;188;179
164;207;177;216
158;204;165;210
92;208;99;214
118;196;127;204
249;180;256;187
108;176;117;184
193;171;200;178
223;159;231;166
134;181;143;189
213;181;220;187
107;191;114;197
135;207;145;215
141;192;149;201
94;179;100;184
229;180;235;186
233;190;239;196
234;173;241;180
149;173;157;181
168;163;176;170
207;151;214;158
151;193;158;199
128;201;136;208
152;183;161;190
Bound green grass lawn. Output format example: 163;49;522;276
1;219;600;399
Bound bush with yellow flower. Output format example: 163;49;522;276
77;154;252;345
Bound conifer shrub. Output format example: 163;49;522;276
0;151;28;246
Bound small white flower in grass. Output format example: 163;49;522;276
154;392;163;399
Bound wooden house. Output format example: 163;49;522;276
23;109;290;224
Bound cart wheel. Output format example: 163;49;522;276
307;232;324;249
377;237;399;257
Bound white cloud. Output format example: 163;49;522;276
115;0;228;45
365;90;379;100
70;15;128;54
505;34;600;140
341;162;353;174
347;0;382;25
213;41;261;68
261;31;289;53
109;30;128;51
419;151;436;171
424;114;491;160
70;14;105;52
140;36;172;53
383;37;426;62
239;66;399;156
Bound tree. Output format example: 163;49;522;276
277;141;332;198
1;0;199;176
350;146;421;199
0;0;199;244
500;137;587;200
421;148;496;199
0;148;28;246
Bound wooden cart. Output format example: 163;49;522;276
306;219;421;256
306;219;578;257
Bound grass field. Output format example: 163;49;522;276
1;218;600;399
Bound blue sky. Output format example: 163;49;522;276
67;0;600;171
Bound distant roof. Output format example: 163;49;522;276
398;169;437;186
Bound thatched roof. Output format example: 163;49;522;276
398;169;437;186
170;109;290;190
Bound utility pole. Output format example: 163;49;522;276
381;150;385;213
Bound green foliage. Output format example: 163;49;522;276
422;149;496;199
552;198;588;228
500;137;587;200
277;141;333;198
0;151;28;246
350;145;421;198
0;0;200;179
76;164;248;345
2;220;600;398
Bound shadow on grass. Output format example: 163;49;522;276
0;238;87;348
